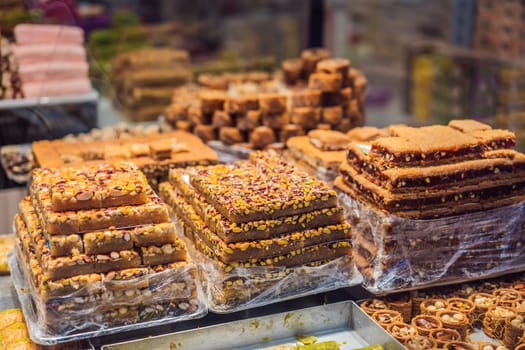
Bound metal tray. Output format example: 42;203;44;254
101;301;405;350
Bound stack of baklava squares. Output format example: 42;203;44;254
335;119;525;291
13;162;203;334
159;151;354;311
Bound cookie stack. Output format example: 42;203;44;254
0;36;22;99
13;162;203;334
159;151;353;311
284;48;367;132
335;119;525;291
112;48;192;122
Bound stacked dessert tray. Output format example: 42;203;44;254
6;118;525;348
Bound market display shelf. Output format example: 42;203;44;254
101;301;404;350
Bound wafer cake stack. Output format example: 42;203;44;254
13;162;202;334
335;119;525;291
159;151;354;311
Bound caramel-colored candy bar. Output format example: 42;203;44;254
308;72;342;92
322;106;343;126
280;124;305;143
199;90;227;114
35;194;169;235
237;110;262;131
262;112;290;129
104;267;149;290
140;241;188;266
258;93;287;114
316;58;351;85
308;129;350;151
84;229;134;255
49;234;83;257
282;58;303;85
291;89;322;108
193;124;216;143
227;95;259;114
290;107;321;130
189;155;338;223
301;48;331;76
219;127;244;145
40;273;102;299
94;249;141;274
249;126;276;150
130;222;177;247
42;253;95;280
212;110;233;128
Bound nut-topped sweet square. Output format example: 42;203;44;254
189;151;338;223
32;162;150;212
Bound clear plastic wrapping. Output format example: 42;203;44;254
338;191;525;294
175;220;360;313
8;247;207;345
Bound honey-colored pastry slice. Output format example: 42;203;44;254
290;107;321;130
219;127;244;145
291;89;322;108
308;72;342;92
258;93;286;114
308;129;350;151
282;58;303;85
250;126;276;150
194;124;216;143
237;110;262;131
301;47;331;75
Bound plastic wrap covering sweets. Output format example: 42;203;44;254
159;150;359;312
9;161;206;343
339;192;525;294
335;120;525;293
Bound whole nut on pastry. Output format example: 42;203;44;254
123;233;131;242
110;251;120;259
76;190;93;201
435;301;445;308
97;254;110;261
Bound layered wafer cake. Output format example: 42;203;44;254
12;162;204;336
159;151;354;311
335;120;525;291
